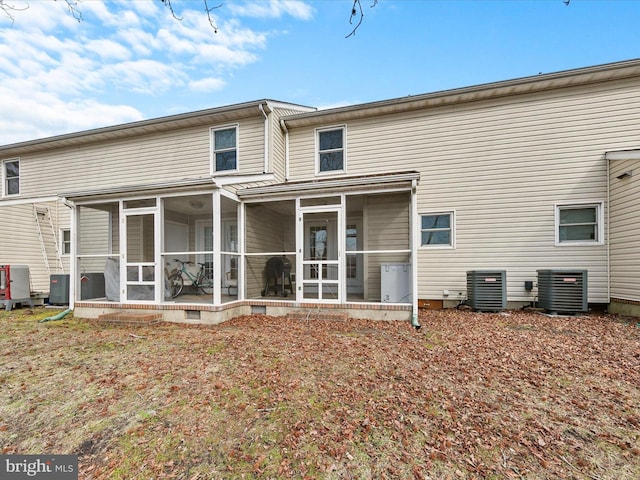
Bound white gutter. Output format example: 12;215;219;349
605;149;640;161
259;103;269;173
61;177;216;200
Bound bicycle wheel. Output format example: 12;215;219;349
198;272;214;295
168;272;184;298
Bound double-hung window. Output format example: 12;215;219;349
3;159;19;196
211;125;238;173
556;203;603;244
317;126;345;173
60;229;71;255
420;213;454;247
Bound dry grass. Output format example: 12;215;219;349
1;307;639;479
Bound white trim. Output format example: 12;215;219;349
554;201;605;246
210;123;239;175
315;125;346;176
419;211;456;249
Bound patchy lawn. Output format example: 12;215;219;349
0;307;639;479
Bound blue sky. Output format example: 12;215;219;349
1;0;639;145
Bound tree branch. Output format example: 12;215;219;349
0;0;29;25
345;0;377;38
159;0;183;22
56;0;82;22
203;0;221;34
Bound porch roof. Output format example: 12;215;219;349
61;177;217;202
237;171;420;199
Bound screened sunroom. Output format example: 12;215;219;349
70;172;419;323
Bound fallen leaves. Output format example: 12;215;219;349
0;309;638;479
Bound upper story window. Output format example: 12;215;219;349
317;126;345;174
3;159;20;196
556;203;603;245
420;212;454;247
211;125;238;173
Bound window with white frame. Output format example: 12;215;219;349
420;213;453;247
3;159;19;196
317;127;345;173
211;125;238;172
556;203;603;244
60;229;71;255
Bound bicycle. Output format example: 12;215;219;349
167;259;214;298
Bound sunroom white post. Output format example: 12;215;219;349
155;196;162;303
340;194;346;302
118;200;126;302
69;201;77;309
213;191;222;305
410;180;421;329
238;200;245;301
295;197;302;302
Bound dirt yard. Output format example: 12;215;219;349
1;307;639;479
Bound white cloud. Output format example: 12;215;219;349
104;59;189;94
189;77;226;92
0;0;313;144
0;85;143;144
85;38;132;61
228;0;314;20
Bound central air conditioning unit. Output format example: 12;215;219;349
466;270;507;312
537;269;588;313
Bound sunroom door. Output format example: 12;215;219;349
301;210;340;302
124;210;157;302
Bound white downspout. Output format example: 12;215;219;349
410;179;421;330
280;119;290;181
259;103;269;174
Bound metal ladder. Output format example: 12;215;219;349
33;204;64;275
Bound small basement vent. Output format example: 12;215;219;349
537;269;588;314
466;270;507;312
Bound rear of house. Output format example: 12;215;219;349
1;59;640;321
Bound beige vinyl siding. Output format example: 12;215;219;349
363;193;410;301
77;204;116;276
244;203;295;297
609;159;640;301
235;116;266;175
270;108;296;182
0;199;70;293
287;79;640;304
16;118;265;197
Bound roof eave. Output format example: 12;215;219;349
282;58;640;128
0;99;315;156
